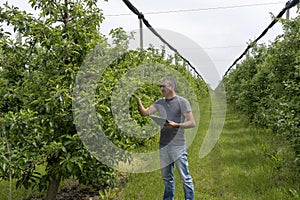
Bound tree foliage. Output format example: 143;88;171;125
223;11;300;167
0;0;113;199
0;0;207;198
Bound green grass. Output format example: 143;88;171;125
0;180;42;200
116;98;300;200
0;165;44;200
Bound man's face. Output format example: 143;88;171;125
160;80;173;97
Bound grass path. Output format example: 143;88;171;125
116;98;299;200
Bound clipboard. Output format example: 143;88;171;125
150;115;169;126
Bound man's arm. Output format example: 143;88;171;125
136;96;157;116
166;111;196;129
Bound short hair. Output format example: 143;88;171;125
161;76;176;89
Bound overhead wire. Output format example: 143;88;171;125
120;0;299;81
107;2;286;16
122;0;205;81
223;0;300;77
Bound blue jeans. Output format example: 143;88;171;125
159;144;194;200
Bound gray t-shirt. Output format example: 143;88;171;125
153;95;192;146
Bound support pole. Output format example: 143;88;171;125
139;14;143;50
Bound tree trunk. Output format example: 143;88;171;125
45;172;61;200
2;123;12;200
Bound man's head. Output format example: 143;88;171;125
160;77;176;98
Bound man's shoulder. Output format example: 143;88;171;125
155;97;165;104
176;95;189;103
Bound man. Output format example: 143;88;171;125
136;76;195;200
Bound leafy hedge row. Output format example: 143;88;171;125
223;12;300;164
0;0;208;198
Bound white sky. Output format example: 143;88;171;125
1;0;298;87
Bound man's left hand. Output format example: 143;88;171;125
165;120;180;128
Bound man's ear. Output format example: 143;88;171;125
171;84;176;91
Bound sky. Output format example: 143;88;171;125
2;0;298;87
